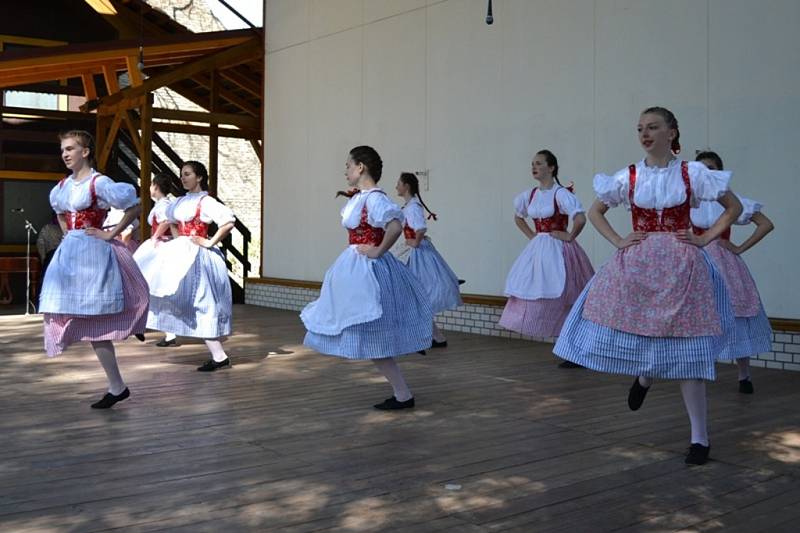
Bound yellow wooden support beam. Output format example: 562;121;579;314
97;111;125;171
0;170;64;181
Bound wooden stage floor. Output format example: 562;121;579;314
1;305;799;532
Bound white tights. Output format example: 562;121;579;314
372;358;413;402
637;376;708;446
91;340;126;395
205;339;229;362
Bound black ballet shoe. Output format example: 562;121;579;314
197;358;231;372
91;388;130;409
431;340;448;349
685;443;711;465
558;360;583;369
134;333;145;342
373;396;415;410
417;350;427;355
156;337;178;347
738;378;754;394
458;279;466;285
627;377;650;411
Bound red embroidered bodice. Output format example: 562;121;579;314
348;191;386;246
63;174;108;230
178;197;209;238
629;161;691;232
529;187;569;233
403;224;417;239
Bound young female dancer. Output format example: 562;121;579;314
499;150;594;367
394;172;462;347
692;151;774;393
39;130;149;408
146;161;236;371
133;173;181;347
553;107;743;465
301;146;433;410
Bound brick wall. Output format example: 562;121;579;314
245;280;800;370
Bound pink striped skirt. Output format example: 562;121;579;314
43;240;149;356
499;240;595;337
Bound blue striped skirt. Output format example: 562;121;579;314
718;309;772;360
147;247;232;339
304;253;433;359
408;238;462;315
553;253;736;380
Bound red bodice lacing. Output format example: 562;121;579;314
63;174;108;230
529;187;569;233
347;191;386;246
178;197;209;238
629;161;691;232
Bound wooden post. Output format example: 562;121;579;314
139;93;153;239
208;70;219;197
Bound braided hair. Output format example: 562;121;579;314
399;172;437;220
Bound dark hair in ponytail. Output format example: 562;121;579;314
535;149;563;187
695;150;724;171
642;106;681;154
152;172;180;197
399;172;437;220
181;160;209;191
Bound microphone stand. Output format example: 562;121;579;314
22;217;38;315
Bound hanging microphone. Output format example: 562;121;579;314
486;0;494;25
11;207;24;213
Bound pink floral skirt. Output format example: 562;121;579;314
44;240;149;356
582;233;720;337
499;240;594;337
703;239;761;317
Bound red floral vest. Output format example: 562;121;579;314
348;191;386;246
629;161;691;232
178;197;209;238
529;187;569;233
63;174;108;230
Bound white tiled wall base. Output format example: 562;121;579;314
245;282;800;371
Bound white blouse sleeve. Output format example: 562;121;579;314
555;188;585;217
687;161;731;206
513;189;533;217
404;201;427;231
593;167;630;208
200;196;236;226
736;195;763;225
94;175;140;210
367;193;403;228
49;182;65;213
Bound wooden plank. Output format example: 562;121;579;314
96;110;125;171
125;55;143;87
139;94;153;239
1;306;799;531
219;68;262;98
249;138;263;164
151;121;259;140
81;73;98;100
102;63;120;94
151;107;258;130
0;170;64;181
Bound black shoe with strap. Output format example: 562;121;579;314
738;378;754;394
197;358;231;372
156;337;178;347
373;396;415;410
627;377;650;411
431;340;448;349
558;360;583;369
134;333;145;342
685;443;711;465
91;387;130;409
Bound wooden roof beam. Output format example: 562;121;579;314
88;38;263;113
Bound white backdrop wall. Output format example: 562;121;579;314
263;0;800;319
